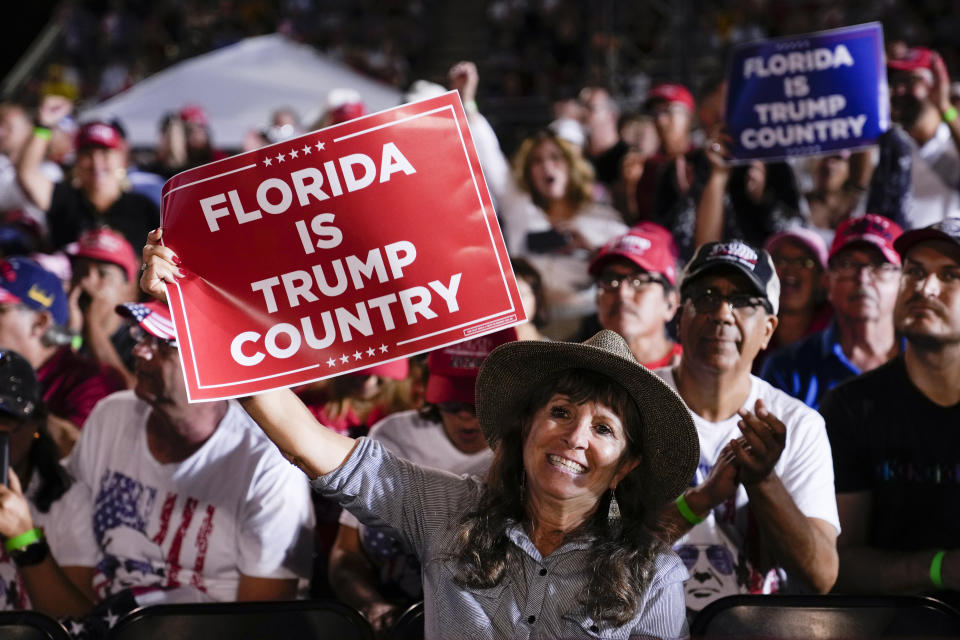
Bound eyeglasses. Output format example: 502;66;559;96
129;325;178;351
773;256;818;271
830;259;901;280
436;402;476;416
597;273;663;294
685;288;769;316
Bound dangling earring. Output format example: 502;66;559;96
607;488;621;522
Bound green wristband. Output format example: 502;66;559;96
944;107;959;124
71;333;83;351
5;528;43;553
33;126;52;140
930;550;947;590
675;494;705;525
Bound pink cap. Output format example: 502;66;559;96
646;83;695;111
765;227;828;270
829;214;904;266
66;228;139;282
426;328;517;404
589;222;679;285
76;122;124;151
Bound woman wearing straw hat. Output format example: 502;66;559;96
141;231;700;638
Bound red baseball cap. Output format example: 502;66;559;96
646;83;695;112
426;328;517;404
765;227;829;270
887;47;935;73
76;121;124;151
829;214;904;266
66;228;139;282
179;104;210;126
588;222;680;285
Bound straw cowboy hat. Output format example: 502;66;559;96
476;330;699;511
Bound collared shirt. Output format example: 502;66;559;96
760;322;904;411
312;438;689;639
760;323;860;411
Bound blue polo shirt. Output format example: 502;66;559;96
760;322;878;411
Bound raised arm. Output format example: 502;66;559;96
693;132;731;248
140;229;358;478
931;52;960;160
16;95;72;212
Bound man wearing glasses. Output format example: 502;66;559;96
761;214;903;410
655;240;839;616
34;300;315;622
588;223;682;369
823;219;960;607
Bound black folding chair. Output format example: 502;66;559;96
0;610;70;640
691;594;960;639
106;599;373;640
390;601;424;640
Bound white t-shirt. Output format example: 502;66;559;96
905;122;960;229
0;474;75;610
339;410;492;599
655;368;840;613
56;391;314;603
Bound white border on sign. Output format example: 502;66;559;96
169;100;517;393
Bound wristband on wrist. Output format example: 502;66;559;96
944;106;959;124
5;527;43;553
70;333;83;351
675;493;705;525
930;550;947;590
32;126;52;140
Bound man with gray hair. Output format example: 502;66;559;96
655;240;839;616
0;257;124;456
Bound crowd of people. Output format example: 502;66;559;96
0;19;958;640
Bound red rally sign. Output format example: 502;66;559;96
160;91;525;401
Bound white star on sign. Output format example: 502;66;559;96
340;354;350;364
353;350;363;361
263;157;272;166
315;141;326;151
302;145;312;155
326;358;336;367
276;152;285;163
366;347;375;357
289;148;299;158
379;344;388;353
69;621;85;635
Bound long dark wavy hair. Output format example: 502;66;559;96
449;369;667;627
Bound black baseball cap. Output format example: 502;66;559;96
680;240;781;314
894;218;960;259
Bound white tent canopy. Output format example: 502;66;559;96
82;34;404;149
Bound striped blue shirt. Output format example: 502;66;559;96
312;437;689;639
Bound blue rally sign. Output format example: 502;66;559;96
725;22;888;162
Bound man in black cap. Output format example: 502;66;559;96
654;240;839;615
823;219;960;606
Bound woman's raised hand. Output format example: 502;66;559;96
140;228;184;304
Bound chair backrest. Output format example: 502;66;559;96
105;599;373;640
0;611;71;640
691;594;960;639
390;601;424;640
